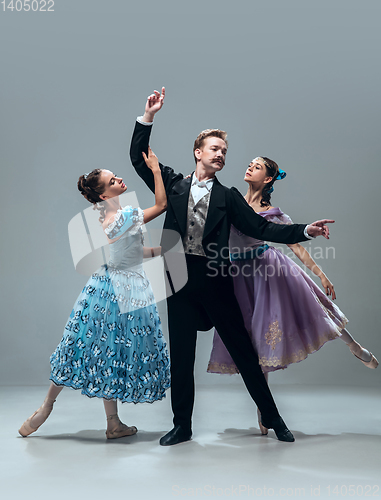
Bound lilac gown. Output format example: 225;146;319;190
207;207;348;374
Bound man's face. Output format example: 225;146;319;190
194;137;227;174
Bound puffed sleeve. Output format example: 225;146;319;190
266;211;294;225
104;206;144;240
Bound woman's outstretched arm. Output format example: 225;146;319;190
287;243;336;299
142;147;167;224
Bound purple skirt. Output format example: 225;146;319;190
207;247;348;374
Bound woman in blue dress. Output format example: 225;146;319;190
19;147;171;439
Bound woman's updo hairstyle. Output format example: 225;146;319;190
77;169;107;222
258;157;280;208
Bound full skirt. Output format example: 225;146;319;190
207;248;348;374
50;264;171;402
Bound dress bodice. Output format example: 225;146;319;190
229;207;293;253
104;206;145;271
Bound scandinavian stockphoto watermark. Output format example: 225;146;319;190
205;242;335;279
171;483;380;497
67;191;188;309
67;191;337;309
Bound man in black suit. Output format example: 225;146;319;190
130;87;334;446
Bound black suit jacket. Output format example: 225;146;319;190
130;121;309;268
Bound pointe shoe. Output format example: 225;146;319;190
349;341;379;369
257;409;268;435
105;414;138;439
18;398;56;437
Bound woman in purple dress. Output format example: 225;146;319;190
207;156;378;434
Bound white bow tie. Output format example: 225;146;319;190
196;181;207;188
193;177;211;189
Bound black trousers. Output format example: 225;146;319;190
166;254;280;432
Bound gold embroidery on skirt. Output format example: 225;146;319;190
207;361;239;374
265;320;283;350
207;316;349;373
259;323;348;367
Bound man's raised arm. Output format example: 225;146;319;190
130;87;183;193
142;87;165;124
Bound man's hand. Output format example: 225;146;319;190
307;219;335;239
142;87;165;123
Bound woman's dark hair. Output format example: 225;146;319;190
77;169;107;222
259;157;280;207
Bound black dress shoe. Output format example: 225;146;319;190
159;425;192;446
261;416;295;442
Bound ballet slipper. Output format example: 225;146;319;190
257;409;268;436
18;398;56;437
105;414;138;439
349;341;379;369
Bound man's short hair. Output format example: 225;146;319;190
193;129;228;164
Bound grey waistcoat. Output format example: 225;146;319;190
183;191;211;257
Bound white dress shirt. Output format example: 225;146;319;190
191;173;214;205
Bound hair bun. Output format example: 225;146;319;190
77;169;104;205
77;175;87;195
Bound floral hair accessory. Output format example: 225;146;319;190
276;169;286;180
255;157;287;181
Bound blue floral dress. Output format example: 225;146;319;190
50;206;171;403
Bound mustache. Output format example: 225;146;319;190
212;158;224;165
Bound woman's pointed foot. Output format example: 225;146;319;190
349;341;379;369
18;398;56;437
257;409;268;435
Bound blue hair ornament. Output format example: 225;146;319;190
268;168;286;193
276;169;286;180
255;158;286;194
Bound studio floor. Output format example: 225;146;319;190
1;384;380;500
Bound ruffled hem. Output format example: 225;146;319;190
49;377;170;404
259;321;347;372
207;321;348;374
207;361;239;375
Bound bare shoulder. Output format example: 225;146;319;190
102;211;118;230
250;204;274;213
262;205;274;211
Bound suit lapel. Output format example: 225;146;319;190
168;176;192;236
203;177;226;241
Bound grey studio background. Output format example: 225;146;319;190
1;0;380;396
